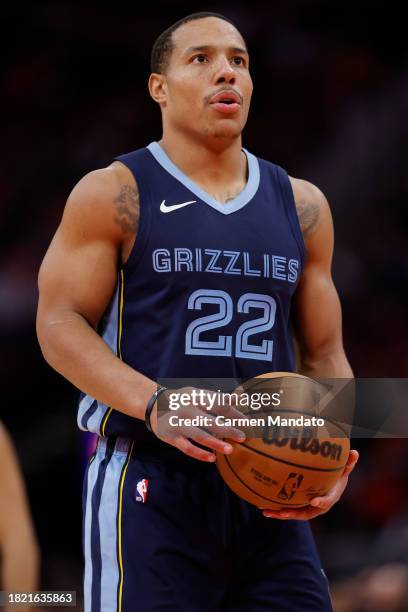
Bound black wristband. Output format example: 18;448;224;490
145;386;168;433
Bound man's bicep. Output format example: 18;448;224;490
293;191;343;359
37;169;123;329
290;178;351;376
293;264;343;360
38;231;118;328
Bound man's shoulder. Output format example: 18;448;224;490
288;176;326;204
250;150;329;213
66;163;129;207
252;154;324;202
57;160;140;247
288;176;331;240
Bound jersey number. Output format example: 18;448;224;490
185;289;276;361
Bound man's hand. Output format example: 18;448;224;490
262;449;359;520
150;386;247;462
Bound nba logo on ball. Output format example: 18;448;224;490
136;478;149;503
277;473;304;501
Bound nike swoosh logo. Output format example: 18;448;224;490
160;199;196;213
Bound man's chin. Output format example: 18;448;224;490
207;122;243;140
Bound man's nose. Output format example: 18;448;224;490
215;57;236;84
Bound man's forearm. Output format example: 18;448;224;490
299;349;355;435
299;349;354;379
37;310;156;420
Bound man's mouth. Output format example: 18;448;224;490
209;90;242;114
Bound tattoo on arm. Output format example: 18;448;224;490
296;199;320;238
113;185;139;234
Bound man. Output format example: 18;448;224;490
36;11;358;611
0;422;39;611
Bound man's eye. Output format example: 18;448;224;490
232;57;245;66
192;55;208;63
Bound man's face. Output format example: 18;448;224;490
153;17;253;143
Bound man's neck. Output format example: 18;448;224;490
158;132;247;204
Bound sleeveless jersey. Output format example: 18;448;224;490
77;141;306;442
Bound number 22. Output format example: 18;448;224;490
185;289;276;362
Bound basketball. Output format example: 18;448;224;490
216;372;350;509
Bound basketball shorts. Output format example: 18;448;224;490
83;436;333;612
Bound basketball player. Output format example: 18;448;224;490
0;422;39;611
36;12;358;611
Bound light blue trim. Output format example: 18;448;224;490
87;401;109;434
84;455;100;612
147;141;260;215
77;282;119;434
101;283;119;353
77;395;96;431
99;448;129;612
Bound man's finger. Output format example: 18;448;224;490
342;449;359;476
262;506;324;520
192;431;234;455
309;496;333;511
211;403;248;420
161;410;246;443
202;422;246;441
346;449;359;465
174;436;216;463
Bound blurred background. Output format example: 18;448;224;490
1;1;407;610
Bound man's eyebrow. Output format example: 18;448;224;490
183;45;248;56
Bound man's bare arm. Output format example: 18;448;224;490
0;422;39;600
36;164;236;462
290;177;353;378
262;179;358;520
36;163;156;420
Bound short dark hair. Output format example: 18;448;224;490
150;11;242;74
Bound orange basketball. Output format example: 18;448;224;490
216;372;350;509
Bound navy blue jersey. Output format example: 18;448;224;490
77;142;306;441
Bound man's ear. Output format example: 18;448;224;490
148;73;167;105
